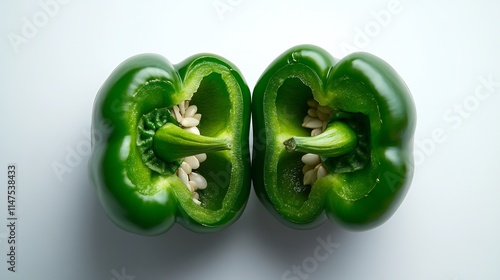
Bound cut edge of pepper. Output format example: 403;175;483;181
168;59;250;226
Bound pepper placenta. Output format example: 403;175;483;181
89;53;251;234
252;45;416;229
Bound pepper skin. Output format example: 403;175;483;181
252;45;416;230
89;53;251;234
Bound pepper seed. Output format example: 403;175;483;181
178;168;189;187
184;156;200;169
171;99;209;206
303;119;323;129
300;99;333;186
195;153;207;163
190;172;208;190
181;162;192;174
183;126;201;135
302;153;321;166
185;105;197;118
181;117;200;127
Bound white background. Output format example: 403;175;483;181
1;0;500;279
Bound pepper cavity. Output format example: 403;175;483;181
170;100;207;205
301;99;332;186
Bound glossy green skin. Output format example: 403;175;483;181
89;54;251;234
252;45;416;230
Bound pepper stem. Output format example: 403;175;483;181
283;121;357;157
153;123;231;162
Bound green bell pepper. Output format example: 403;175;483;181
89;53;251;234
252;45;416;229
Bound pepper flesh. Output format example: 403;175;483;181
252;45;416;229
89;53;251;234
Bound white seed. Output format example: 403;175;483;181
317;105;332;115
172;106;182;122
195;153;207;163
316;164;328;179
184;156;200;169
302;164;314;174
307;108;318;118
190;172;207;189
303;119;323;129
316;110;330;121
193;197;201;205
302;153;321;165
173;99;207;205
179;100;186;115
311;128;323;136
183;126;200;135
307;99;319;108
303;169;317;186
302;115;316;126
189;180;198;192
299;100;332;186
193;191;200;200
181;161;192;174
185;105;197;118
180;117;200;127
177;168;189;187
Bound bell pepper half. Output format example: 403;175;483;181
252;45;416;230
89;53;251;234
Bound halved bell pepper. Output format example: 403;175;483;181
252;45;416;229
89;53;251;234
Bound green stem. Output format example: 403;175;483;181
283;121;357;157
153;123;231;162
